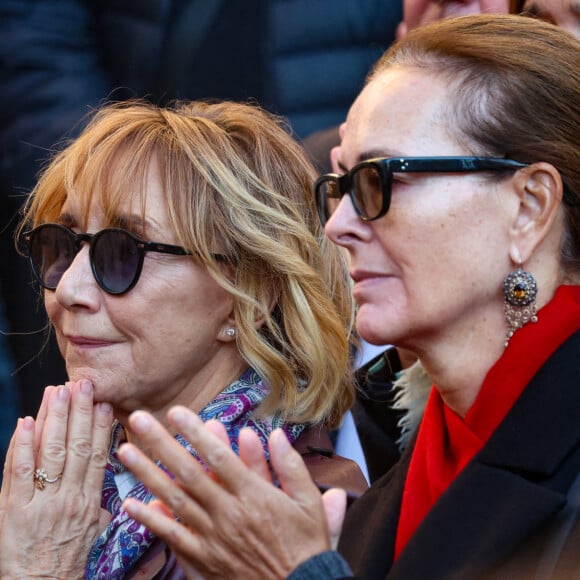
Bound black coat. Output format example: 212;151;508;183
338;331;580;579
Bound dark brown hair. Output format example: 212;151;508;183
369;14;580;271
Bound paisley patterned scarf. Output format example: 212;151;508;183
85;367;306;578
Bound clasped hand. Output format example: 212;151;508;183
0;380;113;578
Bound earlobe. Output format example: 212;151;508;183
509;162;563;263
217;303;237;343
218;322;237;343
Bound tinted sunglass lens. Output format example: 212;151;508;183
316;178;342;226
29;225;77;289
352;165;384;220
92;230;140;293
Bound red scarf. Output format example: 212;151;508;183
394;285;580;560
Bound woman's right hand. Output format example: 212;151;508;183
0;380;114;579
118;407;347;580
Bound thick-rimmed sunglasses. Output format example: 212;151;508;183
314;156;528;226
22;223;195;295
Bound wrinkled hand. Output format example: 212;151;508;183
0;380;114;579
118;407;346;580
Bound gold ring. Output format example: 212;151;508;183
33;468;62;490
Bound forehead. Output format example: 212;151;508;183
340;66;465;166
59;155;169;232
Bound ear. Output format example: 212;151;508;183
330;123;348;173
218;286;280;343
508;162;563;264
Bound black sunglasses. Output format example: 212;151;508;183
22;223;195;295
314;156;529;226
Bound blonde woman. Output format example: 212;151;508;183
0;99;356;578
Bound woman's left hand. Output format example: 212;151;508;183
118;407;343;580
0;380;114;578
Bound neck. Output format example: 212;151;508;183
415;279;567;417
117;352;249;452
418;336;504;418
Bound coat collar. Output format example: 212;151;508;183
339;331;580;579
389;330;580;579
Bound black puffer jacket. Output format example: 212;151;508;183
0;0;401;415
0;0;401;192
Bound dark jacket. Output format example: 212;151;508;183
0;0;401;415
0;0;401;194
338;330;580;579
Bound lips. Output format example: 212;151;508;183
65;335;116;348
350;270;394;305
350;270;389;284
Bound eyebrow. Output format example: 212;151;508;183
56;212;78;228
113;214;148;231
337;149;407;173
56;211;160;235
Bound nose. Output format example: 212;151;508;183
325;194;369;247
53;244;101;309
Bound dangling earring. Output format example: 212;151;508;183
226;327;236;338
503;266;538;347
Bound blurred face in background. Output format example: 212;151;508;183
397;0;510;36
521;0;580;36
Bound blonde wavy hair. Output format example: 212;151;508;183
18;99;355;428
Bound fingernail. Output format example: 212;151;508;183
22;416;35;431
58;385;71;401
80;379;93;395
271;429;291;453
122;498;140;516
119;443;137;466
170;407;188;428
169;405;196;430
131;411;152;433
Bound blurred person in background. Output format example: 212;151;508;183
0;0;401;418
0;283;17;480
397;0;509;36
516;0;580;34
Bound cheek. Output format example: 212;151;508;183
137;266;234;338
383;192;499;293
44;293;61;327
394;181;494;251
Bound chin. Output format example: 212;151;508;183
356;304;402;345
356;319;394;346
66;366;104;393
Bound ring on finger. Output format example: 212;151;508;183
33;467;62;490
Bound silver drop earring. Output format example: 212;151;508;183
226;327;236;337
503;267;538;347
